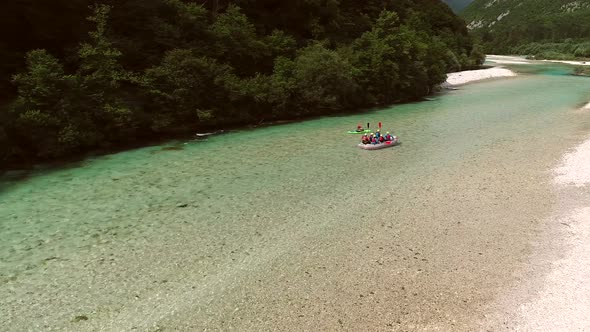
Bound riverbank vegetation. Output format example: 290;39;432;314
0;0;483;169
509;40;590;61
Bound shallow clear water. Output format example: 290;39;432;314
2;65;590;330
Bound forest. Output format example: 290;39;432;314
0;0;483;169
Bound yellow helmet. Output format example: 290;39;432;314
386;131;390;134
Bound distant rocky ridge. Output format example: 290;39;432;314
463;0;590;32
461;0;590;56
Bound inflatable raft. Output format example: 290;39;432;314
358;137;399;150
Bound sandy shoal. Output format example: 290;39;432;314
444;67;517;86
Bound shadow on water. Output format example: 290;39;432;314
151;144;186;154
0;159;91;195
0;134;224;195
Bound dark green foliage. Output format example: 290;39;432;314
1;0;479;168
8;6;142;160
515;41;590;60
143;50;235;131
0;0;93;101
11;49;82;158
291;44;359;113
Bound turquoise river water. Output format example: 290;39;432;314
1;64;590;331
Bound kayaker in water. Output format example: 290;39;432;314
356;123;364;132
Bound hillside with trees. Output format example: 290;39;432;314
462;0;590;58
0;0;483;169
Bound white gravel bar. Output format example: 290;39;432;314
444;67;517;86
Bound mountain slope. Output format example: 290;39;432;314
441;0;476;13
462;0;590;56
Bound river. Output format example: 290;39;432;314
1;63;590;331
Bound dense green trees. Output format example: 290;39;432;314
514;41;590;60
1;1;482;168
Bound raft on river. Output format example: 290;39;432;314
358;137;400;150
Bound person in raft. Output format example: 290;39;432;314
361;131;395;144
375;129;381;139
361;133;370;144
